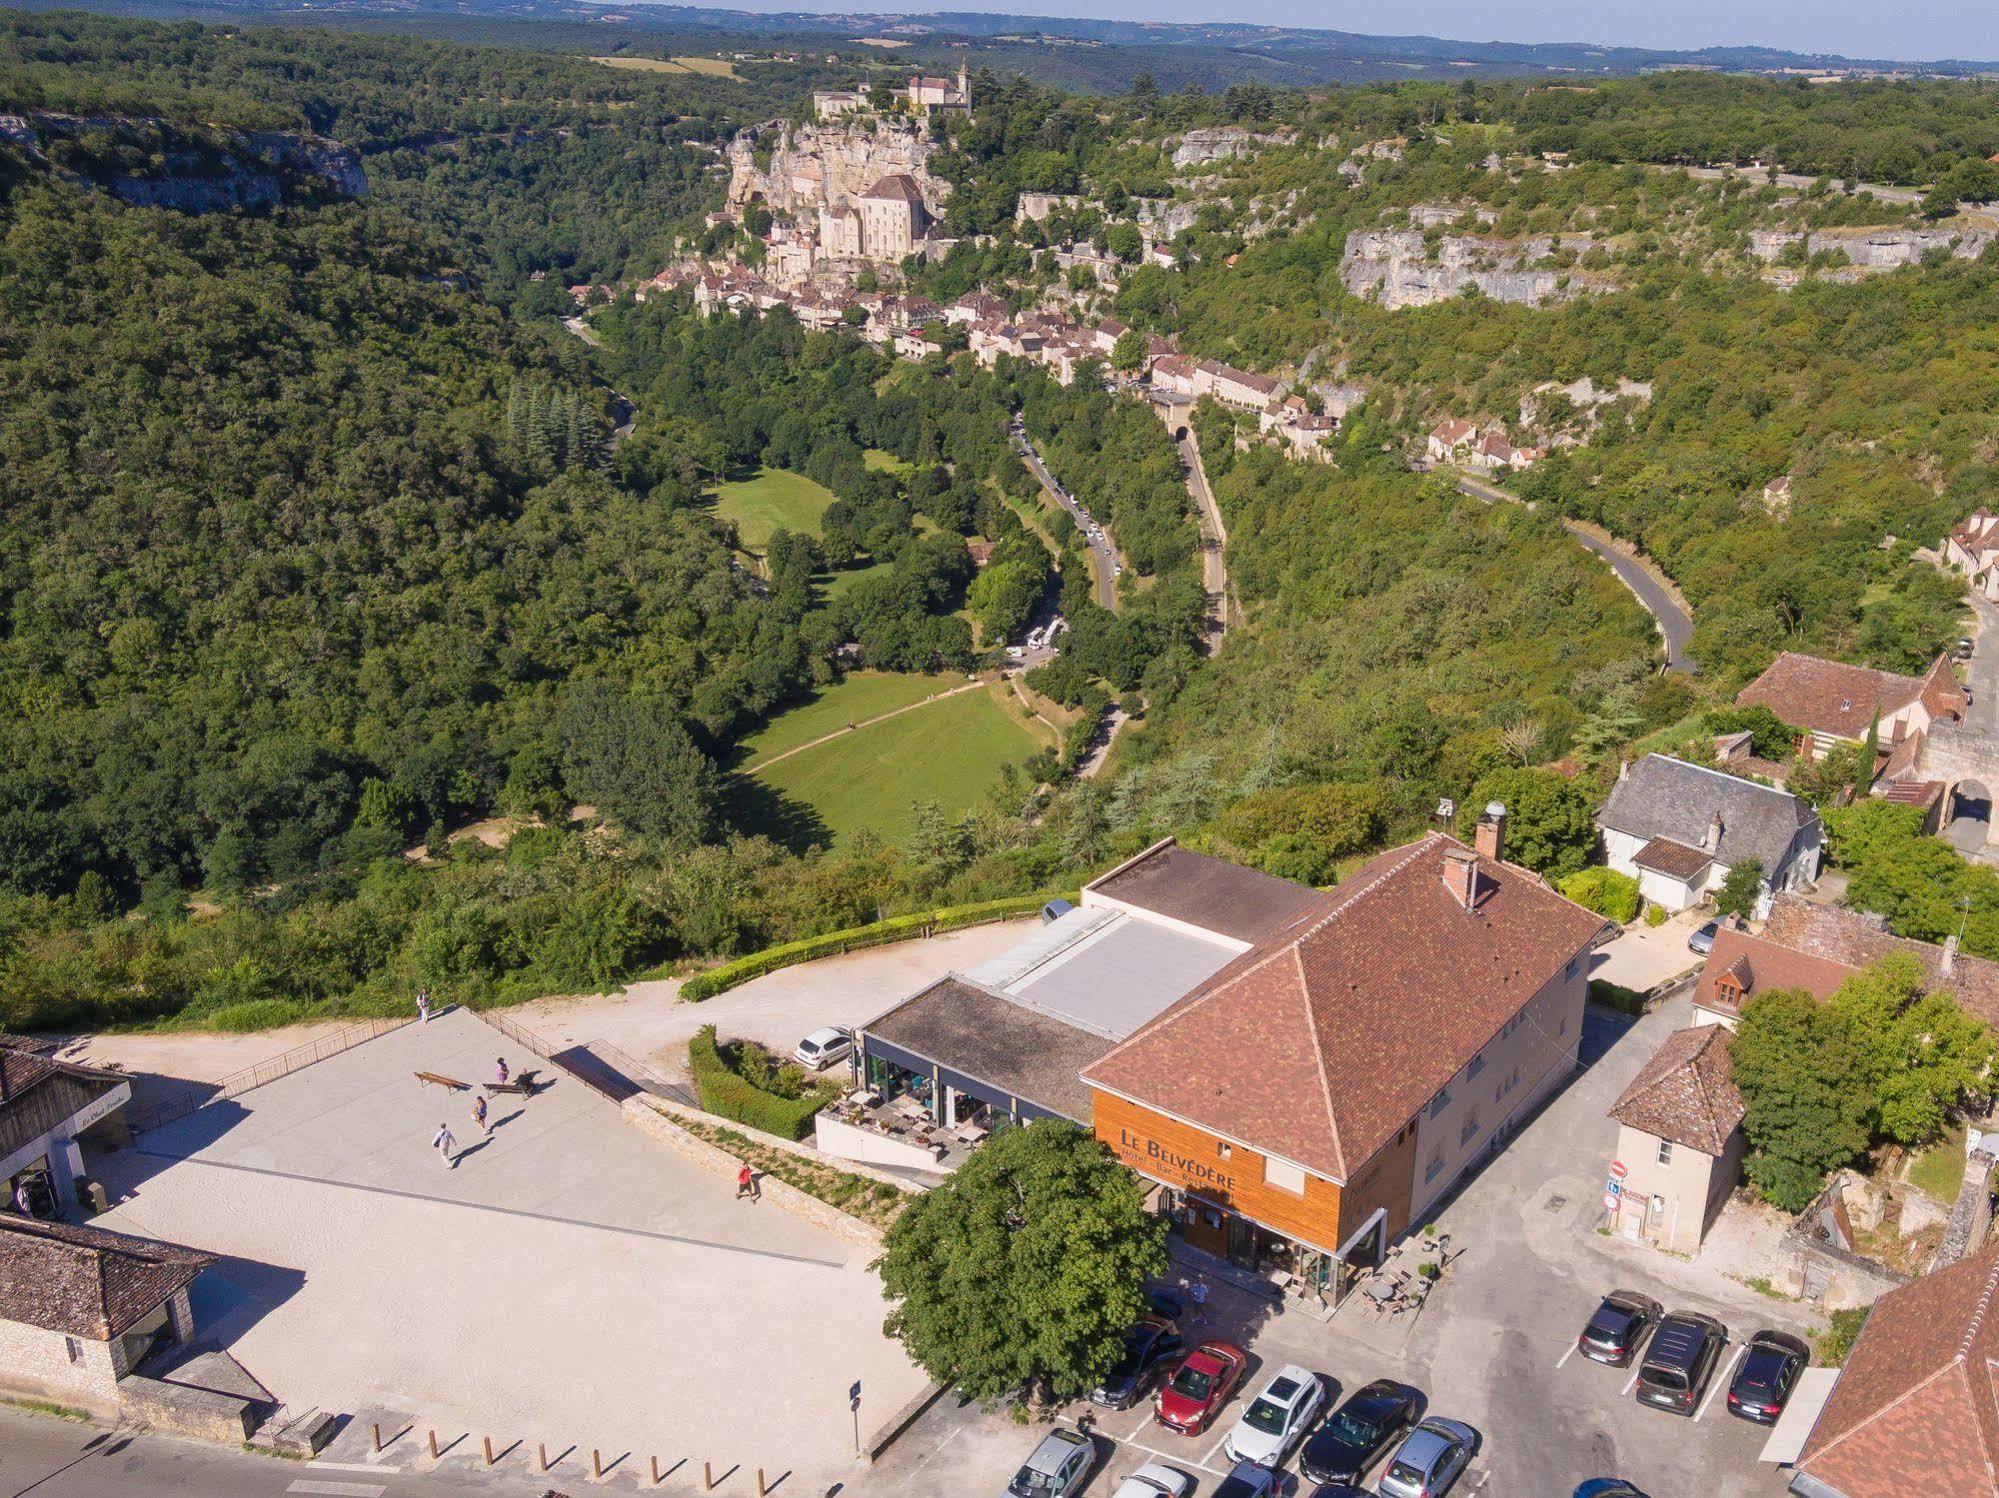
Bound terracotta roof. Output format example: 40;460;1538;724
0;1217;212;1341
1081;834;1606;1181
862;173;926;204
1760;894;1999;1028
1431;418;1476;444
1632;836;1715;881
1795;1241;1999;1496
1692;922;1865;1019
1737;651;1965;740
1607;1025;1744;1155
1084;840;1322;945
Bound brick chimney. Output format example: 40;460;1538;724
1474;801;1507;863
1442;847;1480;911
1704;811;1725;852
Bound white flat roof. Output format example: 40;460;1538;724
1759;1367;1840;1466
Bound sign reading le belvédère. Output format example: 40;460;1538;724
1113;1125;1238;1196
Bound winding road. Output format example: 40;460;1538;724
1011;423;1120;610
1162;407;1235;651
1452;471;1697;673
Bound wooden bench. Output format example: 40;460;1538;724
483;1069;541;1098
415;1072;470;1092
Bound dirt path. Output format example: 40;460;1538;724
1078;707;1130;779
1155;400;1234;651
742;679;987;773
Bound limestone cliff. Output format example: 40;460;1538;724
1340;228;1609;310
726;118;947;222
0;111;366;210
1748;224;1995;269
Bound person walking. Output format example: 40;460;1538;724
471;1093;490;1135
416;988;432;1024
736;1163;759;1203
494;1057;510;1086
1189;1279;1209;1326
432;1122;458;1169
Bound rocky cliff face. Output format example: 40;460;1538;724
1748;224;1995;268
1340;229;1608;310
726;119;947;221
0;111;366;210
1168;126;1294;171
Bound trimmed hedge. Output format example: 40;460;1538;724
688;1025;829;1140
1557;867;1642;925
678;893;1064;1001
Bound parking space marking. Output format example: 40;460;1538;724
1555;1338;1580;1371
1198;1428;1233;1473
1620;1363;1644;1396
1697;1343;1746;1422
1118;1436;1231;1480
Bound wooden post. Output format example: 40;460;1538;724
539;1442;550;1473
371;1423;381;1454
759;1467;769;1495
705;1460;716;1490
483;1436;495;1467
427;1429;438;1460
593;1449;603;1479
651;1455;663;1485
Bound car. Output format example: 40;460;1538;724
1107;1461;1194;1498
1210;1460;1280;1498
1090;1316;1184;1409
1958;637;1975;659
1376;1417;1478;1498
1224;1363;1325;1466
1573;1484;1648;1498
1306;1486;1371;1498
1636;1311;1729;1415
1153;1340;1248;1435
1577;1290;1664;1367
1005;1427;1095;1498
1299;1379;1421;1485
1687;919;1720;955
791;1026;853;1071
1726;1329;1810;1423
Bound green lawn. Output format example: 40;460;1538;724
710;467;837;550
863;448;912;475
818;558;893;602
747;682;1050;843
738;671;962;768
1906;1126;1967;1204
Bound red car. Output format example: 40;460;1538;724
1153;1340;1248;1435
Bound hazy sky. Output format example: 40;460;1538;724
719;0;1999;62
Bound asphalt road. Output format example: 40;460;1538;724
1152;400;1232;650
1453;472;1697;672
1012;424;1120;610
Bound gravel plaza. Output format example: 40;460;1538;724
87;1007;928;1493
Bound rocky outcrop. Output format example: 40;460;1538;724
726;118;946;221
1340;229;1608;310
0;111;365;210
1747;224;1995;268
1408;201;1497;229
1168;126;1294;171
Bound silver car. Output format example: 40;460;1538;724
1377;1417;1478;1498
1006;1427;1095;1498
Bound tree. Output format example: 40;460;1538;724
1458;768;1597;877
1825;954;1993;1146
1714;858;1765;920
1104;223;1143;265
1110;328;1147;374
1731;987;1871;1211
557;684;720;846
875;1119;1167;1402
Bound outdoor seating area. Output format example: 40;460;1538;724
1351;1233;1456;1318
818;1087;984;1172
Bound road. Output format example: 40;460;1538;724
1160;404;1233;651
1011;423;1120;610
0;1407;520;1498
1452;471;1697;673
559;313;602;348
560;315;635;450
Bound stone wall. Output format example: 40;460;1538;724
0;1318;120;1418
1933;1149;1997;1271
117;1374;258;1443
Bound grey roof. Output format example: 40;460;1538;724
1599;755;1817;875
860;976;1112;1123
967;907;1241;1040
0;1217;212;1340
1084;840;1322;944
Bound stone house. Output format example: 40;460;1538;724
0;1216;211;1419
855;173;930;262
1943;507;1999;601
1605;1025;1746;1254
1735;651;1966;761
1426;418;1477;462
1597;754;1823;916
2;1034;132;1215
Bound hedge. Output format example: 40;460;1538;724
678;893;1066;1001
687;1025;829;1140
1557;867;1642;925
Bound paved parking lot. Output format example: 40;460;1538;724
855;995;1813;1498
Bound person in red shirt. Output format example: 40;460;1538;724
736;1164;759;1202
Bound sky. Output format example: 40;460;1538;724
714;0;1999;63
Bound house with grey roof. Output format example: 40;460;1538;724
1597;754;1822;917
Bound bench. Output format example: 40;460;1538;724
415;1072;470;1091
483;1069;541;1098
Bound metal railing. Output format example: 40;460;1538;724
127;1015;415;1133
470;1009;694;1107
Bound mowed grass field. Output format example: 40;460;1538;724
711;467;837;551
742;675;1053;843
591;55;740;76
738;671;961;768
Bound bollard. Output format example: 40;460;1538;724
759;1467;769;1496
371;1423;382;1454
427;1429;438;1460
651;1455;663;1485
593;1449;603;1480
484;1436;495;1467
540;1442;551;1473
705;1460;716;1491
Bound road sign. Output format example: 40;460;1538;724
1605;1179;1622;1197
1609;1160;1629;1181
1603;1192;1622;1212
850;1380;863;1410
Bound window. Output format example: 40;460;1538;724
1656;1139;1673;1166
1217;1142;1232;1160
1424;1153;1445;1183
65;1337;81;1364
1428;1086;1452;1118
1466;1052;1486;1081
1460;1111;1481;1146
1264;1156;1306;1194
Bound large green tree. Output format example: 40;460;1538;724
1459;767;1598;876
875;1120;1167;1402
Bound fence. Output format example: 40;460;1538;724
471;1009;695;1108
127;1015;414;1133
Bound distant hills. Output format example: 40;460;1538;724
15;0;1999;87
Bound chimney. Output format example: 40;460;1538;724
1474;801;1507;863
1704;812;1724;852
1945;934;1960;978
1442;848;1479;911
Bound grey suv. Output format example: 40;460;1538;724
1635;1311;1729;1416
1006;1427;1095;1497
